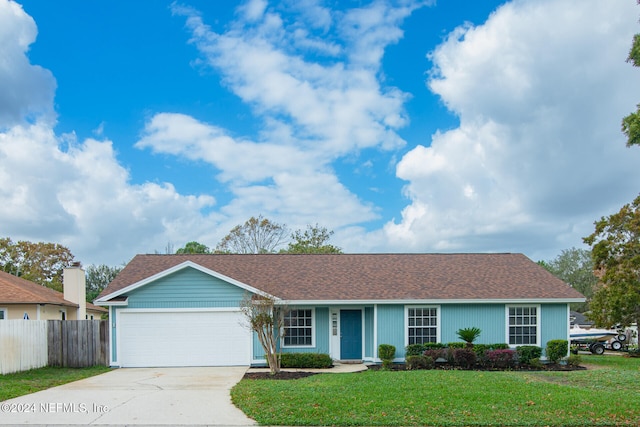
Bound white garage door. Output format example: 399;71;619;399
118;310;251;367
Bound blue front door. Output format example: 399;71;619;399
340;310;362;360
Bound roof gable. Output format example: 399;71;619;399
95;260;274;303
98;253;585;303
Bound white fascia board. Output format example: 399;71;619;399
95;297;129;307
276;298;586;306
95;260;278;303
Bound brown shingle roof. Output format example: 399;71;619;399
0;270;77;306
98;253;585;302
0;270;107;312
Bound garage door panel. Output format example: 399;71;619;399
119;311;251;367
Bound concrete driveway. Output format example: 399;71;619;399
1;367;256;426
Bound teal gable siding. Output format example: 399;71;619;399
376;305;405;359
541;304;569;346
125;267;247;308
440;304;505;344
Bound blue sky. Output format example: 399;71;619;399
1;0;640;266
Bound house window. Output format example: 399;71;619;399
0;308;6;320
508;306;538;345
283;309;313;347
407;307;438;345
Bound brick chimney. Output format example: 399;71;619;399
63;262;86;320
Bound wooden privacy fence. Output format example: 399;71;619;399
0;320;108;374
48;320;108;368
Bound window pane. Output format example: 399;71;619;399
284;309;313;347
407;307;438;345
508;307;538;346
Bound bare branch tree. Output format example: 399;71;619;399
216;215;288;254
240;293;285;375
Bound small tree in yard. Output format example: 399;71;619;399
240;294;285;375
457;327;482;348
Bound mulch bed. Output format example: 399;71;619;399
243;363;585;380
243;371;319;380
367;363;586;372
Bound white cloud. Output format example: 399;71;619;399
173;2;412;155
0;122;218;265
0;0;56;127
135;2;425;235
385;0;640;259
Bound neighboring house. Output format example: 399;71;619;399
96;253;585;368
569;311;594;328
0;266;107;320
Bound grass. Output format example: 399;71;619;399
0;366;111;401
231;355;640;426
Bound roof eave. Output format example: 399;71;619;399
277;298;586;305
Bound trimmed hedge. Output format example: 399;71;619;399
546;340;568;364
516;346;542;365
379;344;396;369
280;353;333;369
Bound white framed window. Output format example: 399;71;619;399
283;309;314;347
406;306;439;345
0;308;7;320
507;305;539;345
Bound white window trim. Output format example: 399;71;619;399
0;307;7;320
505;304;541;347
405;305;441;346
282;308;315;348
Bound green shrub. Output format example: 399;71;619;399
516;346;543;365
529;357;544;369
378;344;396;370
452;348;477;369
447;342;466;349
566;354;582;367
456;327;481;346
491;343;510;350
627;345;640;358
424;342;445;350
406;355;435;370
280;353;333;369
546;340;569;364
405;343;427;357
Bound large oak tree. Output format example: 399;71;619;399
0;237;75;292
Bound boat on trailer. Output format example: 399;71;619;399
570;326;627;354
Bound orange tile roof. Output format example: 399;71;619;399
0;270;106;312
99;253;585;302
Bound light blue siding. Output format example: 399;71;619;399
252;307;330;362
440;304;505;344
126;268;246;308
364;307;374;358
541;304;569;347
110;306;117;362
376;305;405;358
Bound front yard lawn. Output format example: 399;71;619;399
0;366;111;401
231;355;640;426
